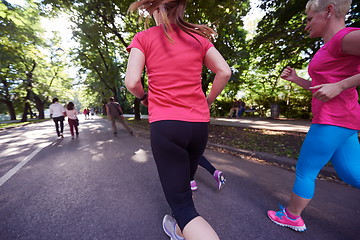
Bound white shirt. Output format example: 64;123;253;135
49;102;65;118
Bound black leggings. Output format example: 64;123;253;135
150;120;209;230
190;156;216;181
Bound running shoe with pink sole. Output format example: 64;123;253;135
267;205;306;232
213;170;226;191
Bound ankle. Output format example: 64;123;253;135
175;225;184;239
285;208;300;219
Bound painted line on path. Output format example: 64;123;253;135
0;144;48;188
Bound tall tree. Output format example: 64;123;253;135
1;0;72;121
248;0;359;117
40;0;251;119
0;0;43;120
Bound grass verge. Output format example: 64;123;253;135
0;119;50;129
125;118;305;159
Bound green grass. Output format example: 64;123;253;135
208;125;305;159
0;119;50;129
125;118;305;159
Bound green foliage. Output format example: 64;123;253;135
0;0;73;120
185;1;251;91
39;0;251;116
37;0;360;120
247;0;359;118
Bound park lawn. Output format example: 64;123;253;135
0;122;30;128
0;119;49;129
125;118;305;159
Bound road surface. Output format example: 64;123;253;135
0;116;359;239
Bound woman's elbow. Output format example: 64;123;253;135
125;77;137;91
220;67;232;80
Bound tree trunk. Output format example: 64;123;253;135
102;103;107;116
201;70;209;94
133;76;145;121
1;77;17;120
134;98;141;120
2;100;17;120
21;60;36;122
21;100;30;122
34;95;45;119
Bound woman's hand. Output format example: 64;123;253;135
281;66;298;82
141;98;148;107
309;82;341;102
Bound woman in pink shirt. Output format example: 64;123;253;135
125;1;231;239
65;102;79;139
267;0;360;232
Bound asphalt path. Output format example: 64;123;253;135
0;116;359;240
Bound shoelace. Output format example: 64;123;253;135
275;204;286;218
275;204;300;221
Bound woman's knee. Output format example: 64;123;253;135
172;201;200;231
292;172;317;199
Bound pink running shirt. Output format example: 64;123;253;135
127;24;214;123
309;27;360;130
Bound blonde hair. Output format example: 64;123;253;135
128;0;217;42
305;0;352;17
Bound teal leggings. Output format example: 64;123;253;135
293;124;360;199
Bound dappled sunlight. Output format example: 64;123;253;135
58;162;67;167
87;124;104;131
1;146;31;157
0;137;11;145
0;122;56;159
211;118;310;133
94;140;113;148
260;130;287;135
88;149;99;155
131;148;149;163
91;153;106;162
78;144;90;150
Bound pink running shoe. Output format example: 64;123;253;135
213;170;226;191
190;180;197;191
267;205;306;232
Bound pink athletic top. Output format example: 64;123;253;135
65;109;77;120
127;24;214;123
309;27;360;130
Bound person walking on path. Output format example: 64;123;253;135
190;156;226;191
65;102;79;139
83;109;89;120
125;1;231;239
267;0;360;232
49;97;65;138
106;97;133;135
